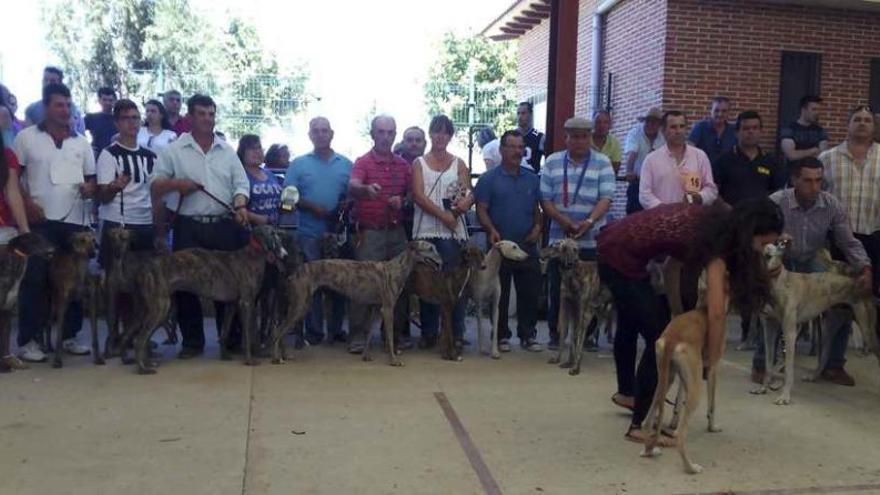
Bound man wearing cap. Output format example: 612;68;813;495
622;107;665;214
540;117;616;349
639;110;717;209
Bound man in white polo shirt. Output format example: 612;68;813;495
13;83;97;362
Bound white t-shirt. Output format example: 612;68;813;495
96;142;157;225
13;125;96;225
137;127;177;153
481;138;534;172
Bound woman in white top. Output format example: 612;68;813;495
137;99;177;152
411;114;474;348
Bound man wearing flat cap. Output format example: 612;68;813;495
540;117;616;349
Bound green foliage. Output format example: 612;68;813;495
42;0;309;139
424;32;518;137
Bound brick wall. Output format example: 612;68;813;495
601;0;668;142
573;0;597;118
516;16;551;102
664;0;880;148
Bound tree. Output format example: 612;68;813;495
424;32;518;140
42;0;310;139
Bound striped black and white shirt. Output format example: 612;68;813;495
96;142;157;225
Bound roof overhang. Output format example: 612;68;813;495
480;0;552;41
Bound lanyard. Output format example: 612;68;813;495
563;151;590;208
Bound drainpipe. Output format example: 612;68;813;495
590;0;624;116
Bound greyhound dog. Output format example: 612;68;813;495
0;233;55;372
408;244;484;361
540;238;612;376
49;230;99;368
270;240;442;366
641;304;726;475
462;241;529;359
123;225;287;374
754;239;880;405
102;227;177;358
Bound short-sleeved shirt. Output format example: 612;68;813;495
522;127;545;172
96;143;156;225
13;124;96;226
284;151;352;237
592;134;623;165
170;116;191;136
713;146;785;206
597;203;706;279
247;169;282;224
822;142;880;236
540;150;616;249
780;121;828;151
152;133;250;216
84;112;117;157
350;150;411;228
688;119;737;165
0;148;22;226
474;165;540;254
639;144;718;209
623;123;665;177
137;127;177;152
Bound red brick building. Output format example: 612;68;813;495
484;0;880;149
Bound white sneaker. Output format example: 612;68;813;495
62;339;91;356
17;340;47;362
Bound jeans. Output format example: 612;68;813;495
547;247;597;342
172;216;248;350
17;221;88;347
752;258;850;371
497;255;542;342
418;237;466;340
599;262;670;427
299;234;346;342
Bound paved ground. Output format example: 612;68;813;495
2;317;880;495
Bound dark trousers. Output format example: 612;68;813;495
625;180;643;215
497;255;541;341
172;216;247;350
599;262;670;427
419;237;467;340
855;232;880;294
98;220;155;269
547;248;597;342
17;221;88;346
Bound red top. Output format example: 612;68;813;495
597;203;707;279
0;148;21;227
351;150;411;227
171;115;191;136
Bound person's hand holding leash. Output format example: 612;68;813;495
79;181;97;198
387;195;403;211
234;206;250;227
110;174;130;192
488;229;502;245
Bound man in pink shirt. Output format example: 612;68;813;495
639;110;718;209
347;115;412;353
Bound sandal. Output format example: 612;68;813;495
611;393;635;411
625;426;676;446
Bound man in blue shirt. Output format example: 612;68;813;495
687;96;737;166
284;117;352;345
540;117;616;349
475;130;543;353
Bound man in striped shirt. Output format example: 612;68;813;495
540;117;616;349
822;105;880;296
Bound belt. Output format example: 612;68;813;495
180;214;231;224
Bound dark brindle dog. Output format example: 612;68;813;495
124;225;287;374
49;230;99;368
408;244;484;361
270;240;442;366
0;233;55;372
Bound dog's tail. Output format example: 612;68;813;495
644;335;674;452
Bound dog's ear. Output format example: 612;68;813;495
538;245;557;260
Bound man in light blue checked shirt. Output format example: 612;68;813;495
540;117;616;349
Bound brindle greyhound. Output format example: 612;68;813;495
102;227;177;358
270;240;442;366
49;230;99;368
754;239;880;405
462;241;529;359
408;244;484;361
0;233;55;372
123;225;287;374
540;238;613;376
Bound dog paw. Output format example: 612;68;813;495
271;358;285;365
568;367;581;376
708;424;723;433
491;351;501;360
389;359;404;367
640;446;662;458
749;386;768;395
774;395;792;406
685;463;704;475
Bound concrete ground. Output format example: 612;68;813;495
2;316;880;495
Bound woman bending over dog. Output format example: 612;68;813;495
596;198;784;443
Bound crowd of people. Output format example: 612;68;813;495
2;64;880;442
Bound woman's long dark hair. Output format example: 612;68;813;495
144;99;172;130
690;198;784;312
